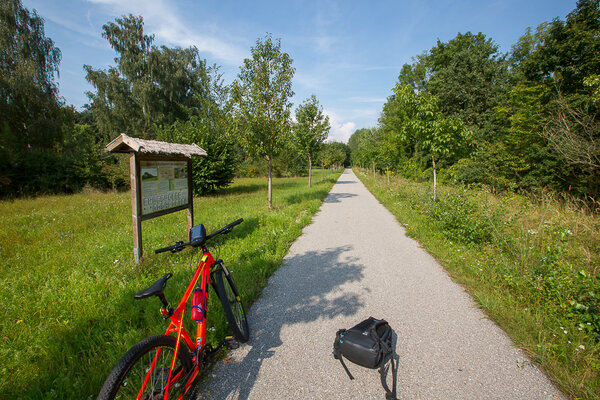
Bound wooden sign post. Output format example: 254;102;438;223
106;134;207;262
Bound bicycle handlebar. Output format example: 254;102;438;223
154;218;243;254
205;218;243;241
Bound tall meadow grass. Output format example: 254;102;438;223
0;169;341;399
356;168;599;400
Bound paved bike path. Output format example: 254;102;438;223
199;169;564;399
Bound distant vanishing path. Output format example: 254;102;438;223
199;169;565;399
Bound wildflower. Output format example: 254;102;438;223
579;345;585;350
564;330;568;334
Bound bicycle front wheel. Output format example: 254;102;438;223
97;335;193;400
214;267;250;343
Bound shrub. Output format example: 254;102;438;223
427;189;495;244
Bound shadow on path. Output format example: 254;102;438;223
200;245;364;399
323;192;357;203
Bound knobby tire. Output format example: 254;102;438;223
214;267;250;343
97;334;193;400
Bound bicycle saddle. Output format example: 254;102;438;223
134;272;173;299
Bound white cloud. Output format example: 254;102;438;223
324;109;356;144
86;0;246;65
346;96;387;103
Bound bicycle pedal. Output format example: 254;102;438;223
224;336;239;349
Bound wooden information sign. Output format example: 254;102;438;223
106;134;207;261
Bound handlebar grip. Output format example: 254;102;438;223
227;218;244;229
155;246;173;254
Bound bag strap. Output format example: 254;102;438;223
379;354;397;400
333;329;354;380
338;355;355;380
376;323;396;400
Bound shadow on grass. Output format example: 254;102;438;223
214;183;263;196
283;188;330;205
199;245;366;399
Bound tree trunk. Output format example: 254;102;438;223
267;155;273;209
308;154;312;188
432;154;437;201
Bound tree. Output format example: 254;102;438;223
293;95;330;187
393;84;470;200
518;0;600;96
230;34;295;209
318;141;349;169
348;128;376;168
84;15;210;140
397;32;509;141
0;0;63;153
158;117;236;194
544;92;600;187
157;67;236;194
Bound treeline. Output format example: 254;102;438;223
350;0;600;202
0;1;349;199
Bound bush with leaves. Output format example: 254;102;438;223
158;117;236;195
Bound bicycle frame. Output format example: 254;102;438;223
140;250;216;400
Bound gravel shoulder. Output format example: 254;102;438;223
198;169;565;400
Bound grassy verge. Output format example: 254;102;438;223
355;168;599;400
0;169;342;399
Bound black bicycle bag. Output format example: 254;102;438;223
333;317;397;400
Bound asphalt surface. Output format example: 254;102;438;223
198;169;565;399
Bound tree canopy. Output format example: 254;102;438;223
0;0;63;153
84;15;210;140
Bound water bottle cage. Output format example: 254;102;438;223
191;305;204;322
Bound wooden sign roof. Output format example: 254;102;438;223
105;133;207;158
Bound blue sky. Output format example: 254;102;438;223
23;0;576;143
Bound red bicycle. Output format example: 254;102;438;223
98;219;249;400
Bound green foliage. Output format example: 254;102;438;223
396;32;509;140
293;95;330;156
348;128;376;167
85;15;210;139
0;0;75;196
157;68;236;195
293;95;330;186
518;0;600;95
317;141;350;168
230;34;295;160
351;1;600;201
158;117;236;195
427;189;495;244
0;0;64;152
526;227;600;341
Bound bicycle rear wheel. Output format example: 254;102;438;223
97;334;193;400
214;266;250;343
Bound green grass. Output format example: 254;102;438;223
355;168;599;400
0;169;342;399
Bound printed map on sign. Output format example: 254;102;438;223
140;161;188;215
